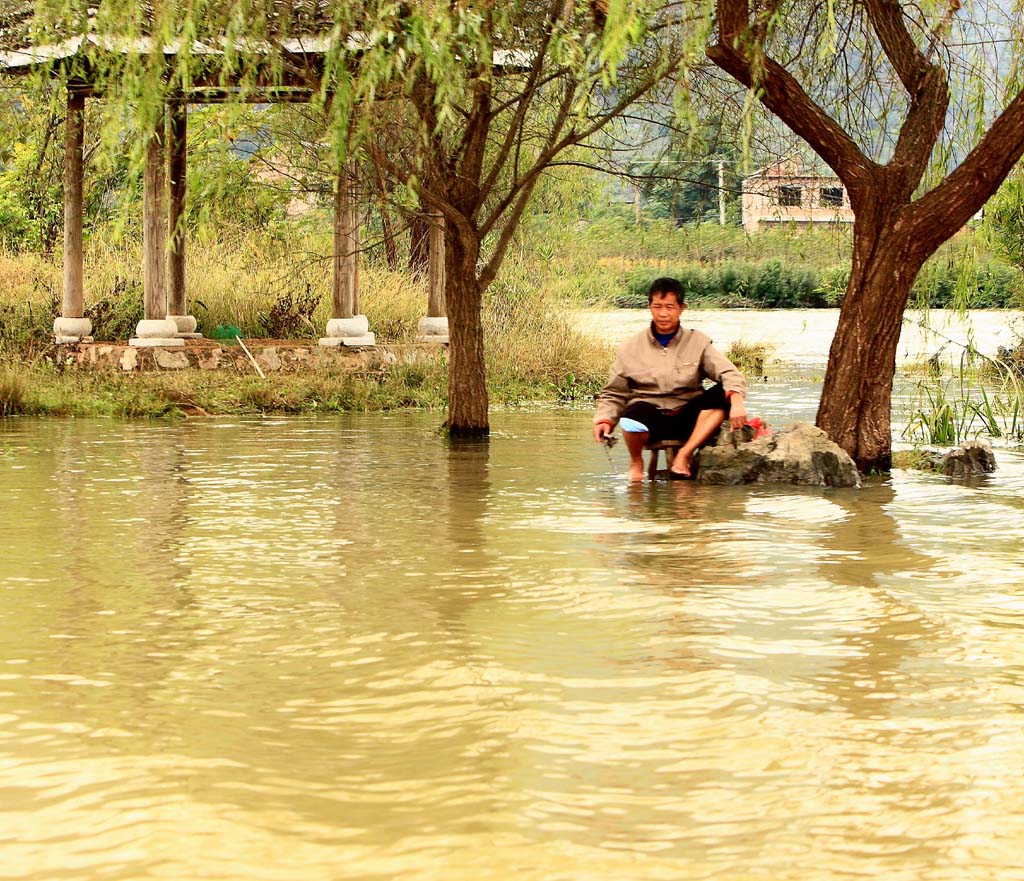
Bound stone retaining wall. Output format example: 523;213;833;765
58;341;444;373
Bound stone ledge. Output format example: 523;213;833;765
55;340;444;373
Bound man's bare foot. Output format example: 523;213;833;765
670;450;692;478
628;459;645;481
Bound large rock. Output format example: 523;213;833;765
697;422;861;487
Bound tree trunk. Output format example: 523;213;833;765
409;211;430;275
371;154;400;271
445;221;489;437
380;199;399;271
816;213;926;473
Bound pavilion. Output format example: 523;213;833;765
0;11;450;348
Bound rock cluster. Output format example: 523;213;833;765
696;422;861;488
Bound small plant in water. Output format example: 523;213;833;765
902;350;1024;445
725;339;775;378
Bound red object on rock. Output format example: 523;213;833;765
746;417;772;438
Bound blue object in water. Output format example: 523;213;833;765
619;417;649;433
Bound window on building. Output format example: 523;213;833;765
820;186;844;208
777;185;802;207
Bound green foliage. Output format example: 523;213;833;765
0;105;64;250
607;253;1019;310
615;259;827;308
985;173;1024;271
634;114;743;226
912;258;1022;310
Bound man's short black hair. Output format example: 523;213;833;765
648;277;686;305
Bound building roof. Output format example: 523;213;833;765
743;156;840;182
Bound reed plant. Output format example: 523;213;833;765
725;340;775;377
0;366;30;416
484;255;614;403
901;350;1024;445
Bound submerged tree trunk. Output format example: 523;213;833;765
444;221;489;436
817;209;927;473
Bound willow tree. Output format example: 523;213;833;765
707;1;1024;471
341;1;695;436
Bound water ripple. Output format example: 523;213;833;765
1;412;1023;880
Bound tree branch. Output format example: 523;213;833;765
708;0;874;201
911;88;1024;254
863;0;950;196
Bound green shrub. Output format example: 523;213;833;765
612;255;1021;310
911;259;1021;309
817;265;850;306
615;260;831;308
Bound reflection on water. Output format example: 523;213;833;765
2;412;1024;880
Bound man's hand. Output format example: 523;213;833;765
728;395;747;430
593;420;614;443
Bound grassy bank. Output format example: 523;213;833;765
0;230;614;418
0;360;449;418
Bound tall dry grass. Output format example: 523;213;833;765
0;227;429;344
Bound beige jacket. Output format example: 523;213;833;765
594;324;746;426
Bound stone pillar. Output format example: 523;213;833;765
54;86;93;343
417;210;448;343
132;109;182;348
166;100;201;339
320;164;375;347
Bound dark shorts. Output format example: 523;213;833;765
620;384;728;443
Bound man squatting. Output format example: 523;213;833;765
593;277;748;481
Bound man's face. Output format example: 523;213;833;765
649;291;684;334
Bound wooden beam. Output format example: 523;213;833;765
143;113;167;321
166;101;187;317
427;210;446;318
62;87;85;318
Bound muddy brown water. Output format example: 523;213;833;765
2;409;1024;880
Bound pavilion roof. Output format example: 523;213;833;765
0;3;529;81
0;3;342;52
0;2;347;64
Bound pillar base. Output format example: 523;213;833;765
417;315;449;344
168;314;203;339
131;318;185;347
319;315;375;347
53;316;93;343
